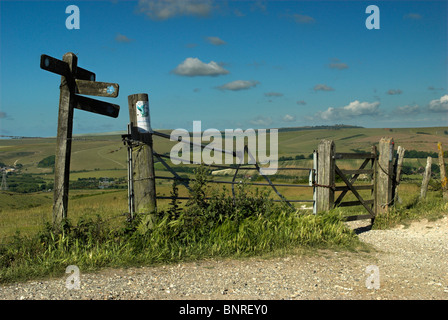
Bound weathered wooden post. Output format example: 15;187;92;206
128;93;157;216
420;156;432;199
52;53;77;230
40;53;120;232
437;142;448;201
377;137;394;214
316;139;335;212
393;145;406;204
371;145;378;221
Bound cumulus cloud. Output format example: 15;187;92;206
314;84;334;92
172;57;229;77
428;94;448;112
282;114;296;122
250;115;272;126
206;36;226;46
314;100;380;121
394;105;420;115
293;14;315;24
115;33;133;43
216;80;260;91
264;92;283;97
387;89;402;95
137;0;212;20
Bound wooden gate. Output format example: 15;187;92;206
315;140;379;222
333;148;377;222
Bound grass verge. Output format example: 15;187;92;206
0;170;364;284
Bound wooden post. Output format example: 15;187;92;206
437;142;448;201
420;156;432;199
53;52;77;231
371;145;378;221
316;139;335;212
128;93;157;216
393;146;405;204
377;137;394;214
41;52;120;232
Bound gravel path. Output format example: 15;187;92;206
1;215;447;300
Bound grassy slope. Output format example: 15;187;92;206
1;126;448;170
1;126;447;241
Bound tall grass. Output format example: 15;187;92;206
0;167;363;284
372;191;448;229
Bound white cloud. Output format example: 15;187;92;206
314;100;380;121
282;114;296;122
115;33;133;43
216;80;260;91
250;115;272;126
314;84;334;92
206;36;226;46
137;0;212;20
428;94;448;112
172;57;229;77
394;105;420;114
293;14;315;24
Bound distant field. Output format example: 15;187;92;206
1;126;447;244
2;126;447;171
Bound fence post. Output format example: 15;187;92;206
128;93;157;216
420;156;432;199
313;150;317;214
393;145;405;204
371;145;378;219
437;142;448;201
316;139;335;212
377;137;394;214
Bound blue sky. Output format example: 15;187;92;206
0;0;447;137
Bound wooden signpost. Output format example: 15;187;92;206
40;52;120;231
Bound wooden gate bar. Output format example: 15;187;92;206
334;153;376;159
334;185;374;191
335;165;375;217
334;157;371;206
338;169;373;175
338;200;374;207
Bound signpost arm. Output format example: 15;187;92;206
52;52;77;232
